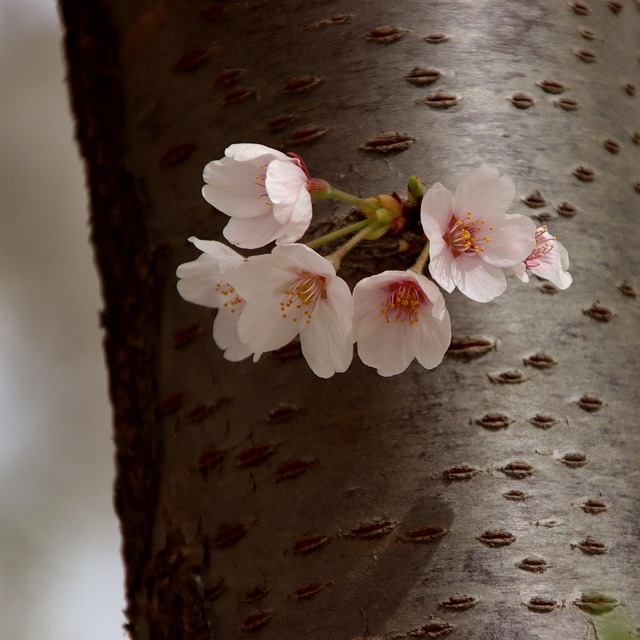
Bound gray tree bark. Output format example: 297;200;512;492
60;1;640;638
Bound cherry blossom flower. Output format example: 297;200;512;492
512;226;572;289
176;237;252;361
224;244;353;378
202;143;312;249
353;270;451;377
421;165;536;302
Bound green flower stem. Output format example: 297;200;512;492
311;186;379;214
409;240;430;275
306;218;374;250
327;224;381;271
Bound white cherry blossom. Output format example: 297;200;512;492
353;270;451;377
176;237;251;361
224;244;353;378
512;226;572;289
421;165;536;302
202;143;312;249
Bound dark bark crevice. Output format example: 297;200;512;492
58;0;161;632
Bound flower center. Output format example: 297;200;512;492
448;212;493;255
215;280;243;312
280;273;326;324
525;226;555;268
380;280;424;325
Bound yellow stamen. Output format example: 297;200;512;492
380;281;424;325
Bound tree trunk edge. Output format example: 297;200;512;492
58;0;159;626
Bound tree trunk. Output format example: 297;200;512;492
60;1;640;638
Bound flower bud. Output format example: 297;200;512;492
407;175;425;207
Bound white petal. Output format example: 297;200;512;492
357;312;421;376
225;143;289;164
301;299;353;377
452;254;507;302
353;281;386;330
213;308;252;361
225;255;296;298
412;273;446;313
415;305;451;370
223;214;282;249
421;182;454;232
236;294;301;353
454;165;516;218
290;184;313;225
511;262;529;282
558;241;571;270
428;249;456;293
481;214;536;267
531;243;572;289
324;276;354;339
202;160;270;219
188;237;245;264
271;244;337;279
275;185;313;244
266;159;308;220
176;253;222;308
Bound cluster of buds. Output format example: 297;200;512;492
177;144;571;378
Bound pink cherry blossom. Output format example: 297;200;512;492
421;165;536;302
225;244;353;378
202;143;312;249
176;237;252;361
353;270;451;377
512;226;572;289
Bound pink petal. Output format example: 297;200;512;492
236;294;301;353
415;305;451;369
275;185;313;245
271;244;337;279
452;254;507;302
223;214;282;249
428;249;456;293
353;283;386;332
265;159;308;223
301;298;353;377
290;185;313;225
357;313;421;376
213;308;252;361
481;213;536;267
454;165;516;218
176;254;221;308
202;160;269;219
511;261;529;283
324;276;354;339
224;255;296;298
413;273;447;317
226;142;289;164
421;182;455;232
188;237;244;262
531;243;572;289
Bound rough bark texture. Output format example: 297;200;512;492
60;1;640;638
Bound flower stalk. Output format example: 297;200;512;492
310;184;380;215
305;218;374;250
326;224;382;270
410;241;430;275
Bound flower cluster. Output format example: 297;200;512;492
177;144;571;378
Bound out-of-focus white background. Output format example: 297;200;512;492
0;1;124;638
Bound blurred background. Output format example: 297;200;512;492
0;0;124;638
